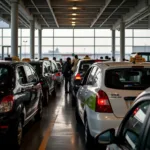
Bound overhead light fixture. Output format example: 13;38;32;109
72;13;77;16
72;22;76;24
72;7;77;10
72;24;76;26
72;18;76;20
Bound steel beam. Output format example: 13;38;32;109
46;0;59;28
90;0;111;27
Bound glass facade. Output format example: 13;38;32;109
0;29;150;60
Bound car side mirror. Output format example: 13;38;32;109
96;128;115;145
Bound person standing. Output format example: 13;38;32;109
72;55;79;72
63;57;72;93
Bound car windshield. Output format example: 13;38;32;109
105;68;150;90
0;66;11;87
29;63;42;75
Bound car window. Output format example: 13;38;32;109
24;65;35;83
105;68;150;90
93;68;101;87
29;63;42;75
29;66;38;82
43;62;48;74
82;67;93;85
122;101;150;149
17;66;27;84
56;63;62;70
0;66;12;87
86;67;97;85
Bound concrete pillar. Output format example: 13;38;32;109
120;21;125;61
112;30;115;59
38;29;42;59
11;0;18;57
30;20;35;59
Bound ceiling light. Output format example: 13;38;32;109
72;22;76;24
72;24;76;26
72;13;77;16
72;7;77;10
72;18;76;20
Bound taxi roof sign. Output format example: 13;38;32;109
22;58;31;62
43;57;49;60
130;54;145;63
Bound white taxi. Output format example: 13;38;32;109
76;61;150;147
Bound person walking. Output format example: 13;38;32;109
63;57;72;93
71;55;79;72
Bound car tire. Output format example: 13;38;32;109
35;97;43;121
10;118;23;149
75;107;82;124
85;117;94;149
43;90;49;106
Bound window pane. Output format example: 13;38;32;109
3;38;11;45
116;30;120;37
74;29;94;37
54;46;73;54
35;38;38;46
74;38;94;46
116;38;120;46
3;29;11;36
74;47;94;54
41;46;53;54
134;30;150;37
126;38;132;46
54;29;73;37
0;29;2;37
95;38;111;46
22;38;30;46
54;38;73;46
35;30;38;37
42;38;53;46
22;29;30;37
95;47;111;54
42;29;53;37
95;29;111;37
126;29;132;37
126;47;133;53
0;38;2;45
134;38;150;46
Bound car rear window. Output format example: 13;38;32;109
0;66;12;87
105;68;150;90
29;63;42;75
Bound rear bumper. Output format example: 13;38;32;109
86;109;122;137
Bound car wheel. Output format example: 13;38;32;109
44;90;49;106
10;118;23;149
75;107;82;124
85;117;94;149
35;97;43;121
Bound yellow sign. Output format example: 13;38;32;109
22;58;31;62
130;54;145;63
12;56;20;62
43;57;49;60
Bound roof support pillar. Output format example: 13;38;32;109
38;29;42;59
112;29;115;59
11;0;18;57
120;21;125;61
30;20;35;59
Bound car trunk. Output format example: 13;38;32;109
104;88;142;118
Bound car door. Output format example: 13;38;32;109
77;67;95;121
16;65;32;118
29;65;41;113
24;65;39;116
107;100;150;150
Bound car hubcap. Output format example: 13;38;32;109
18;122;22;145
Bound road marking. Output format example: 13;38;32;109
38;114;58;150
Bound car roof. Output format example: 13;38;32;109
0;61;28;67
96;61;150;68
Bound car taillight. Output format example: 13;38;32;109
56;72;61;76
75;73;82;80
0;95;14;113
96;90;113;113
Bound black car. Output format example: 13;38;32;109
96;87;150;150
71;59;104;101
29;60;56;105
0;61;43;148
